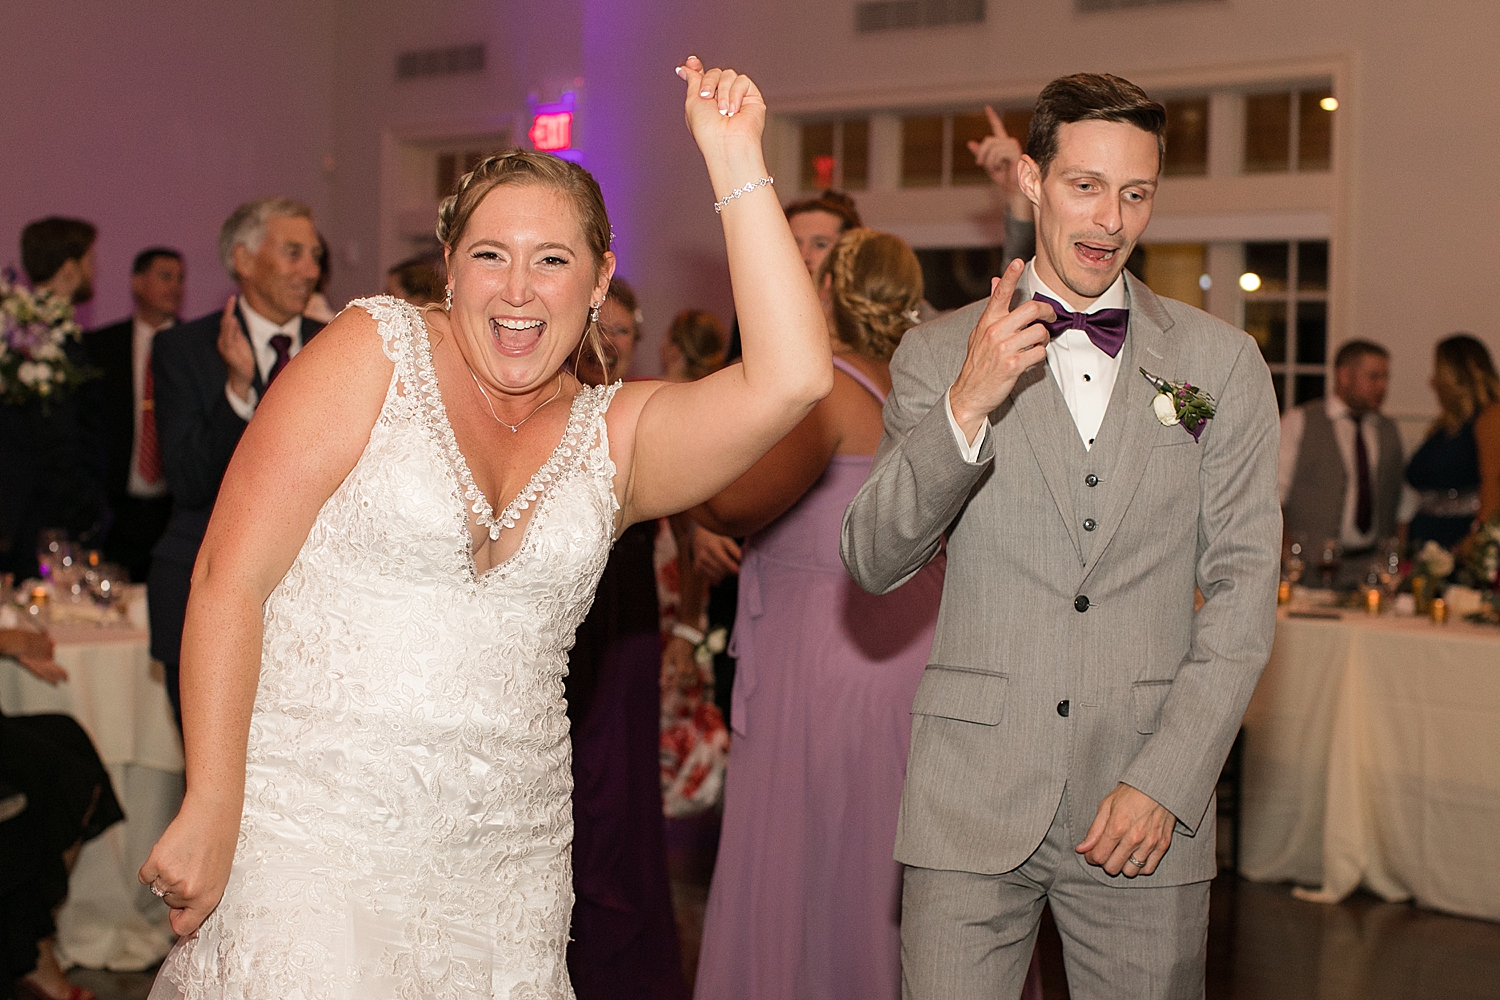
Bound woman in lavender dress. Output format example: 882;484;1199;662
692;230;1043;1000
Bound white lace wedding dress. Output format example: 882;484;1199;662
150;297;620;1000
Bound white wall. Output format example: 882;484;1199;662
0;1;336;326
11;0;1498;425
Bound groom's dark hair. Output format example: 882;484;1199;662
1026;74;1167;177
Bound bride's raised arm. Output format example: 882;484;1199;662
615;56;832;526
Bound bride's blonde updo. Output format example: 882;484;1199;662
818;228;924;362
436;149;612;272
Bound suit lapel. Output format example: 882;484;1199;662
235;302;266;398
1078;273;1179;583
1008;275;1087;565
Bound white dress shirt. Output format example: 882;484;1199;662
128;315;173;498
226;297;304;421
947;260;1128;459
1278;395;1420;549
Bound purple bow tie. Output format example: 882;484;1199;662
1032;293;1129;359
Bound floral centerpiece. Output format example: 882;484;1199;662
1459;517;1500;624
0;269;91;407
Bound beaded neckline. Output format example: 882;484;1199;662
404;302;599;550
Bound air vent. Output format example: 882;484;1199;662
1076;0;1222;11
396;44;485;80
856;0;985;32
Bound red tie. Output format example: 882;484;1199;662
138;363;163;484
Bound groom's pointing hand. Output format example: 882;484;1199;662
948;258;1054;444
1077;783;1177;877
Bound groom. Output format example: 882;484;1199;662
841;74;1280;999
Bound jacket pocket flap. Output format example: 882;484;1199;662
1132;679;1174;734
911;666;1008;726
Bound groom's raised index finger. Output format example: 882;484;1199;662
979;258;1025;329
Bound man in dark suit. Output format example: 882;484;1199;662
84;248;184;582
150;197;324;722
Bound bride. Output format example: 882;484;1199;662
137;57;829;1000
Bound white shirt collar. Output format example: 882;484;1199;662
238;296;302;351
1026;260;1128;314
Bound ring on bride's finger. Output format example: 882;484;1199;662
1127;856;1147;868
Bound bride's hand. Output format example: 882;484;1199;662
675;55;766;158
138;801;240;936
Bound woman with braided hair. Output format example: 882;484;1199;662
136;56;830;1000
690;229;974;1000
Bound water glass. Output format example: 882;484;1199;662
35;528;67;580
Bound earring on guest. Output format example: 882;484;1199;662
589;302;600;325
445;285;453;311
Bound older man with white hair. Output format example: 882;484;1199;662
148;197;324;724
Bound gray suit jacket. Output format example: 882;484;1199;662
840;271;1281;887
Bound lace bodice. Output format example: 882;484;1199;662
152;297;620;1000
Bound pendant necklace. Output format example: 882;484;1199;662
469;369;564;433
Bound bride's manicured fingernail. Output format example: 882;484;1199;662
700;89;712;98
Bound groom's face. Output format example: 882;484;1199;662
1020;120;1159;309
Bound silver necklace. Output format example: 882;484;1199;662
468;368;564;433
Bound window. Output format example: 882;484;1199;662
1244;87;1335;173
799;119;869;191
1130;243;1207;309
1241;240;1329;410
1162;99;1208;177
901;108;1032;189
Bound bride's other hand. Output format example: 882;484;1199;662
139;801;238;936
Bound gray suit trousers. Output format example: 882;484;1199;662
901;784;1210;1000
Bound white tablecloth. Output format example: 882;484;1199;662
1241;608;1500;922
0;614;184;970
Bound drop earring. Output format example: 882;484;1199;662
589;302;600;325
445;285;453;311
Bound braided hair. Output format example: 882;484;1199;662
817;229;924;362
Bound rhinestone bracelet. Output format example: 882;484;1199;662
714;176;775;214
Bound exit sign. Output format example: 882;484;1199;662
529;111;573;152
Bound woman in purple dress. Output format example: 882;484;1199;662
692;230;1043;999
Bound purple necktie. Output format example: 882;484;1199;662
267;333;293;385
1032;293;1129;359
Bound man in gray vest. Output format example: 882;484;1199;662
1279;340;1412;587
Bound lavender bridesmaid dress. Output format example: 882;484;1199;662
693;358;941;999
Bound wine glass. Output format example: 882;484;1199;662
51;543;86;603
35;528;67;581
1282;535;1307;585
1316;538;1342;590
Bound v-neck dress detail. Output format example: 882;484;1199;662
150;296;621;1000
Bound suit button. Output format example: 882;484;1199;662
1085;474;1099;487
1074;595;1090;613
1057;700;1070;717
1083;518;1097;531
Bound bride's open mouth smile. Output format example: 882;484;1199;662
490;316;546;357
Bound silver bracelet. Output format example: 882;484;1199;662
714;176;774;214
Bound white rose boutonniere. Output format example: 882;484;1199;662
1140;368;1216;442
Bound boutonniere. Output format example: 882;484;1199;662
1140;368;1216;442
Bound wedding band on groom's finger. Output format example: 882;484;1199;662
1127;856;1147;868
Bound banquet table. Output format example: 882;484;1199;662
0;594;183;970
1240;605;1500;922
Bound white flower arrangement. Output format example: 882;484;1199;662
1416;539;1455;581
0;270;91;407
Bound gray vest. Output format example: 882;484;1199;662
1283;400;1404;546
